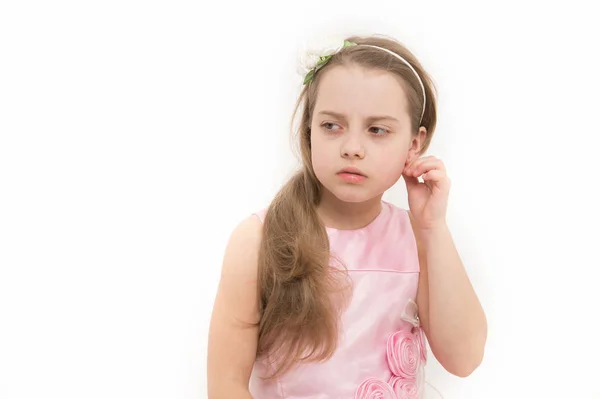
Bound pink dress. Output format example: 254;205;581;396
249;201;428;399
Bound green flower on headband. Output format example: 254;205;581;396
299;39;357;85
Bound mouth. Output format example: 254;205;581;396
337;167;366;177
337;167;367;183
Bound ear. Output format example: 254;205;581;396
406;126;428;165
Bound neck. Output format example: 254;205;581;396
317;189;383;230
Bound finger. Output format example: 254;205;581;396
407;159;446;177
402;172;420;188
405;156;442;172
422;170;451;187
404;158;424;175
406;155;436;169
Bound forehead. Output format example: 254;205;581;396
313;65;410;121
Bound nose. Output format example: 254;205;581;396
341;133;365;159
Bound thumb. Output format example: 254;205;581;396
403;173;419;190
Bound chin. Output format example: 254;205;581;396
323;182;379;204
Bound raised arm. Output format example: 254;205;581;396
410;211;487;377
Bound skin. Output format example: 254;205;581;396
312;64;487;377
207;63;487;398
310;64;423;229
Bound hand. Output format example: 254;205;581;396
402;155;451;230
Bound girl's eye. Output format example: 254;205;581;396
322;122;341;132
321;123;389;136
370;127;390;136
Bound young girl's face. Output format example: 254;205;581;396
310;64;422;203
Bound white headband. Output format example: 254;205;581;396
358;44;426;124
300;40;426;124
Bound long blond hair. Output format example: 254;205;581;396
256;35;438;378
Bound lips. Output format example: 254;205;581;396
337;167;367;184
337;167;366;177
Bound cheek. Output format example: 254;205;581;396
310;135;331;169
311;147;330;178
372;148;408;180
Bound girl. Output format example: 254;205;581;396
207;34;487;398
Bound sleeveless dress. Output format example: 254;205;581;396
249;200;428;399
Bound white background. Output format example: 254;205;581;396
1;1;599;398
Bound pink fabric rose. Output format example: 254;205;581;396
354;377;397;399
386;330;420;378
388;376;420;399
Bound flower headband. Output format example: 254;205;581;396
298;39;427;124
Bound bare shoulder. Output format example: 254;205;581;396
215;214;263;323
221;215;263;274
207;214;264;393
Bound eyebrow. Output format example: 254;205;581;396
317;110;400;124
